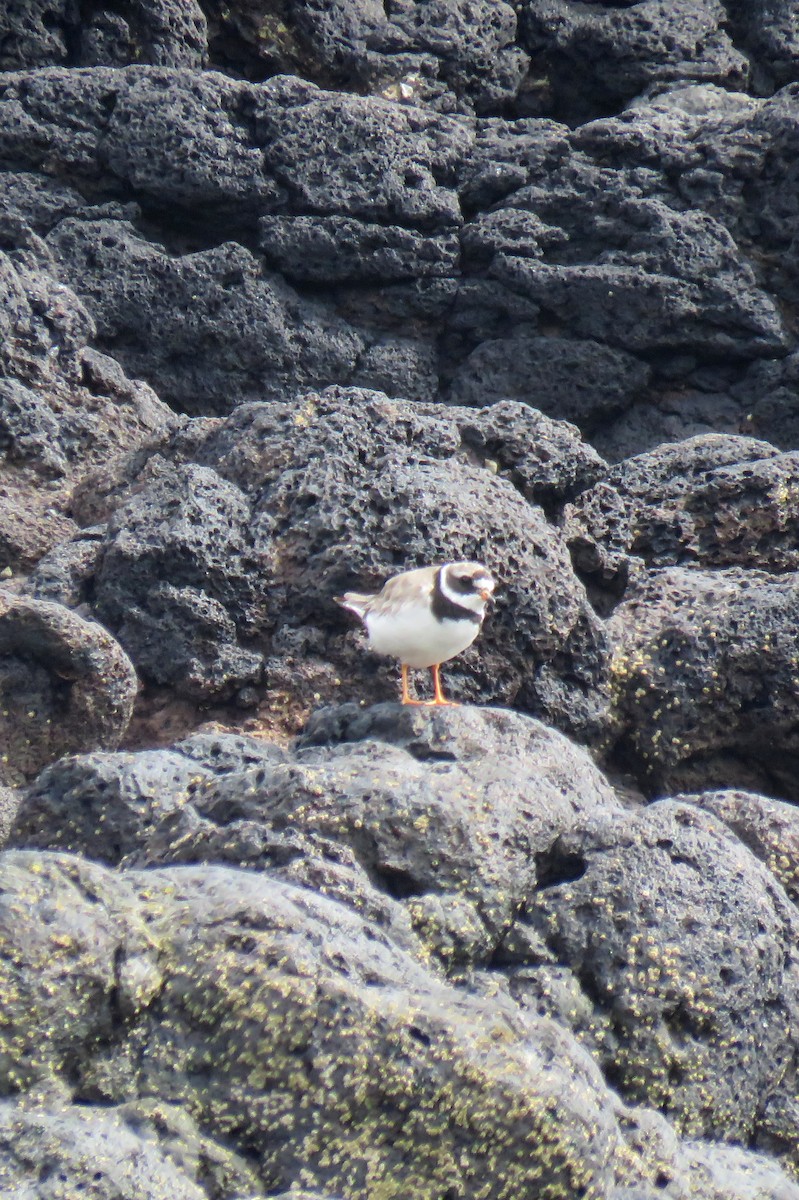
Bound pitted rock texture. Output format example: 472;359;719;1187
0;849;638;1199
0;590;137;785
606;567;799;799
11;704;621;964
8;3;799;1195
518;0;748;122
565;434;799;582
2;70;799;454
517;801;799;1147
8;711;799;1196
25;386;611;740
0;841;797;1200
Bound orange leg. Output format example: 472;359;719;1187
401;663;430;706
431;663;458;706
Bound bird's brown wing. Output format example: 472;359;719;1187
373;566;437;617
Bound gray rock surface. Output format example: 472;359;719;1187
14;704;619;963
519;0;748;122
7;4;799;1196
3;841;799;1200
27;386;611;739
518;800;799;1145
565;434;799;582
0;590;137;785
0;1101;253;1200
606;566;799;799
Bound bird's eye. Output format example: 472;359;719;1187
459;575;473;586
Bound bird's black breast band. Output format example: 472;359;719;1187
431;570;482;624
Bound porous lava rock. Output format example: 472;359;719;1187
0;590;137;785
565;433;799;583
517;801;799;1148
677;788;799;906
518;0;748;122
0;848;641;1198
12;704;621;965
26;386;611;739
10;748;213;864
2;68;799;455
0;218;177;574
1;843;797;1200
8;4;799;1195
606;566;799;799
0;1100;263;1200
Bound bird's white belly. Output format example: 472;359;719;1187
365;603;480;668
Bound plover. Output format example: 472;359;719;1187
336;562;495;705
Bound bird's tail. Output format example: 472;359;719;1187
334;592;371;620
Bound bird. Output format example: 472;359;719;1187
335;561;495;706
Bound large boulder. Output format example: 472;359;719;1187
11;704;621;964
26;387;611;740
605;566;799;798
0;848;641;1197
565;434;799;583
518;0;748;122
0;590;137;785
516;801;799;1147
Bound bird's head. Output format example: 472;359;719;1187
440;562;496;611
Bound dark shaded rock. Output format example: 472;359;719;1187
462;186;786;358
0;217;178;573
47;218;364;415
587;385;758;465
0;68;272;209
0;0;73;69
259;213;459;285
79;0;209;69
379;0;529;114
452;399;607;504
565;434;799;582
518;0;748;123
253;76;471;223
726;0;799;90
458;116;571;212
723;351;799;453
3;66;797;448
351;336;439;403
0;590;137;785
0;477;79;575
448;336;651;432
606;567;799;799
0;377;67;476
23;529;106;607
67;387;610;739
10;749;212;864
91;461;268;699
0;0;208;71
205;0;528;115
573;84;799;316
520;801;799;1145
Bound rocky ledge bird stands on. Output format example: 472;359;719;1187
336;562;496;706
